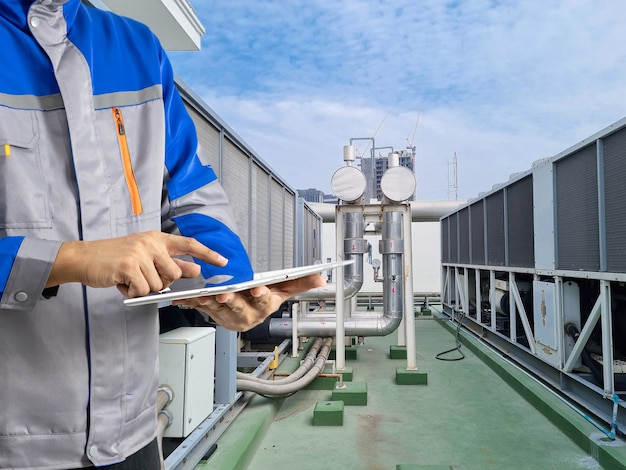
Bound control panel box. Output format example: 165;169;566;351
159;327;215;437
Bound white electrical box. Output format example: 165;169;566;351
159;327;215;437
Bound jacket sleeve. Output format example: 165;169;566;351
0;237;61;310
159;48;253;287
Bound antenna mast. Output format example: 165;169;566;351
448;152;458;200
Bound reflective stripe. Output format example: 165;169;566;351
112;107;143;216
0;86;162;112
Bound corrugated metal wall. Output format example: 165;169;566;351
440;175;533;269
506;176;534;268
602;127;626;273
440;118;626;275
555;144;599;271
177;81;322;271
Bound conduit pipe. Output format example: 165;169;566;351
156;386;174;470
235;337;323;385
236;338;334;395
269;209;404;338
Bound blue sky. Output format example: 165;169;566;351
169;0;626;201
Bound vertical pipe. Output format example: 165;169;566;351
600;280;614;394
335;206;346;370
489;270;496;330
397;313;406;346
403;204;417;370
509;272;517;342
381;210;404;330
475;268;481;325
291;302;299;357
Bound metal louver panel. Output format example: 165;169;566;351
441;217;450;263
270;180;285;270
449;213;458;263
556;144;599;271
486;191;505;266
470;200;485;265
284;193;296;266
186;106;220;171
604;128;626;273
458;207;470;264
222;139;250;250
506;176;534;267
251;163;271;271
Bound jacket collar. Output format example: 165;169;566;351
0;0;80;32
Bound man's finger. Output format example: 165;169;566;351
173;258;202;279
165;234;228;267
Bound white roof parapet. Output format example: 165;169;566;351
100;0;205;51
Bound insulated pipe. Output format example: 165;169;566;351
156;386;174;413
236;338;334;395
236;337;324;385
308;200;465;223
380;210;404;320
157;410;172;470
269;209;404;338
335;208;347;370
293;211;365;303
156;386;173;470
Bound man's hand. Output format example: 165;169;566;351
172;273;326;331
47;231;228;298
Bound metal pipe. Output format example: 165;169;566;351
157;410;172;470
156;386;174;470
402;204;417;370
335;207;347;370
236;338;323;385
269;208;404;338
156;385;174;413
236;338;334;395
308;200;465;223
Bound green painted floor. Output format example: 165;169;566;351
199;313;626;470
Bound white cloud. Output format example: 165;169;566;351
172;0;626;201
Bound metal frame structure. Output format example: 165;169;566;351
441;116;626;434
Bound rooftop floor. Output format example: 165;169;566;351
198;310;626;470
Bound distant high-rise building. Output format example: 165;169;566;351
297;188;325;203
360;148;416;201
323;193;338;204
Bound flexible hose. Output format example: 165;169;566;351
156;410;172;470
236;338;334;396
156;386;174;412
156;386;174;470
236;337;324;385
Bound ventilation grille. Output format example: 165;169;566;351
486;191;505;266
506;176;534;267
449;212;458;263
470;200;485;264
604;127;626;273
556;144;599;271
441;217;450;263
458;207;470;264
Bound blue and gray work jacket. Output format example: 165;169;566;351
0;1;253;468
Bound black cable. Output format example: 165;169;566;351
435;311;466;361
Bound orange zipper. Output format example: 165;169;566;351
112;107;143;215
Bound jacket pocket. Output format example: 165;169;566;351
112;107;143;216
0;107;49;229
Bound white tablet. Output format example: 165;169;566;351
123;259;354;307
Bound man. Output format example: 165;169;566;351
0;1;322;468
